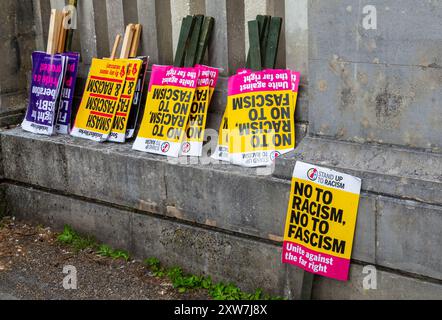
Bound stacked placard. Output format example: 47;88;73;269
71;24;148;143
213;15;301;167
22;7;80;136
133;15;219;157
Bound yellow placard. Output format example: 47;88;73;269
282;161;362;281
224;69;298;167
71;58;128;142
228;90;295;154
137;84;194;142
211;110;229;161
180;67;212;157
108;58;143;143
185;86;210;144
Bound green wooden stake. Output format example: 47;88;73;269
247;20;261;71
264;17;282;69
257;15;271;66
64;0;77;52
184;14;204;67
195;16;214;65
174;15;196;67
247;15;271;69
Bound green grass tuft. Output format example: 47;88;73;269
143;257;284;300
57;225;284;300
57;225;97;251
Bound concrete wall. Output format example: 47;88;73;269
0;0;36;127
308;0;442;152
1;128;441;299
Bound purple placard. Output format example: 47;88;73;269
56;52;80;134
22;52;66;135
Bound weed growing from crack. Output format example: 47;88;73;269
143;257;284;300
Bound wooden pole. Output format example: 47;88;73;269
174;15;196;67
47;9;64;55
195;16;214;65
57;11;69;53
247;20;262;71
263;17;282;69
110;34;122;60
184;15;204;67
129;24;142;58
120;24;136;59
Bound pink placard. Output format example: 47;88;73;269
148;64;199;91
228;69;293;96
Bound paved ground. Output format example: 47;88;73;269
0;217;209;300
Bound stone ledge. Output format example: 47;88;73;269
0;93;27;128
274;136;442;205
5;183;442;299
313;263;442;300
0;127;374;266
1;128;442;281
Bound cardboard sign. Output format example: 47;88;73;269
71;58;128;142
133;65;199;157
107;58;143;143
56;52;80;134
180;65;218;157
126;56;149;139
211;69;249;162
22;52;67;135
211;110;229;161
282;161;362;281
227;69;297;167
207;65;219;101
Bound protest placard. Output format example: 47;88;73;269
70;58;128;142
55;52;79;134
125;56;149;139
282;161;362;281
132;65;199;157
107;58;142;142
22;9;67;136
227;69;297;167
22;52;67;135
180;65;218;157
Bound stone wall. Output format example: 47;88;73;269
0;0;440;299
0;0;36;127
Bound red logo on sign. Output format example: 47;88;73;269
307;168;318;181
270;151;281;161
182;142;191;154
161;142;170;153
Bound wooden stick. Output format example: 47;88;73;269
257;15;271;66
110;34;122;60
129;24;142;58
174;15;195;67
247;20;262;71
264;17;282;69
120;24;136;59
46;10;57;54
195;16;214;65
57;11;69;53
184;14;204;67
47;9;63;55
